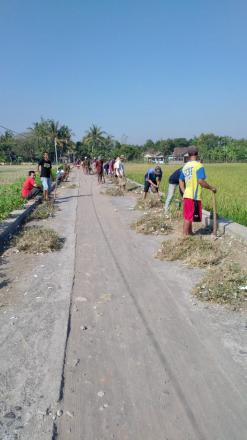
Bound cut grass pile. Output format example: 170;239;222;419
103;180;142;197
103;187;125;196
16;226;64;253
135;197;163;210
194;264;247;309
65;183;78;189
132;212;172;235
29;201;57;220
156;236;227;267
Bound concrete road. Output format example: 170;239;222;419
57;172;247;440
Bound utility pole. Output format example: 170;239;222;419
54;137;58;164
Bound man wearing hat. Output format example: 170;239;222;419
143;165;163;200
179;146;216;236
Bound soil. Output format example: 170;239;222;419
0;171;247;440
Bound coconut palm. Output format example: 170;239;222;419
83;124;106;156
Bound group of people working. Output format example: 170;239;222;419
143;146;216;236
22;147;216;237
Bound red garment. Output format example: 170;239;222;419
183;198;202;222
95;160;103;173
22;177;35;198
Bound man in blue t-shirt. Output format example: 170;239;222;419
143;166;163;199
164;168;182;213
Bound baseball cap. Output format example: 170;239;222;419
187;146;198;156
154;166;162;176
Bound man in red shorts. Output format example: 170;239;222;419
179;146;216;236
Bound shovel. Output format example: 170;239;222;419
212;192;217;236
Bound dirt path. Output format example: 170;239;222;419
57;173;247;440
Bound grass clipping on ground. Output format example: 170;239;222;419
194;264;247;309
29;201;57;220
103;181;142;197
104;187;124;196
16;226;64;253
156;236;227;267
135;197;163;210
132;211;172;235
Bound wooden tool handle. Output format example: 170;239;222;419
212;192;217;236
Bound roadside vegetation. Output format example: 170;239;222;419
29;201;57;220
156;236;227;267
194;264;247;309
0;165;58;220
0;179;26;220
132;212;172;235
16;226;63;253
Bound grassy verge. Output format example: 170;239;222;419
0;168;58;221
16;226;64;253
156;236;227;267
131;212;172;235
194;264;247;309
0;179;26;220
29;201;57;220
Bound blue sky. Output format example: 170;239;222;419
0;0;247;143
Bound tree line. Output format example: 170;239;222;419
0;119;246;163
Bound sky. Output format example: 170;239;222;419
0;0;247;144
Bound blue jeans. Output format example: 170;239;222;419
41;177;51;192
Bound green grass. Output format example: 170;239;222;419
125;162;247;226
0;179;26;220
0;165;57;221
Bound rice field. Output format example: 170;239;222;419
125;162;247;226
0;165;34;184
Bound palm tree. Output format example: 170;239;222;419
83;124;106;156
30;118;72;162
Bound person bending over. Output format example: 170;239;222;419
143;166;163;200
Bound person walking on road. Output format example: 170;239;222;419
143;166;163;200
164;167;182;213
179;146;216;236
38;151;52;201
95;157;104;184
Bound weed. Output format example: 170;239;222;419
29;202;57;220
16;226;64;253
103;187;124;196
156;236;227;267
194;263;247;309
135;197;163;210
65;184;78;189
132;212;172;235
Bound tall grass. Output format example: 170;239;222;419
125;163;247;226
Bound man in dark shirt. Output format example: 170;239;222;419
164;168;182;213
38;151;52;201
143;166;163;199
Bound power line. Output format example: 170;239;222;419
0;124;29;137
